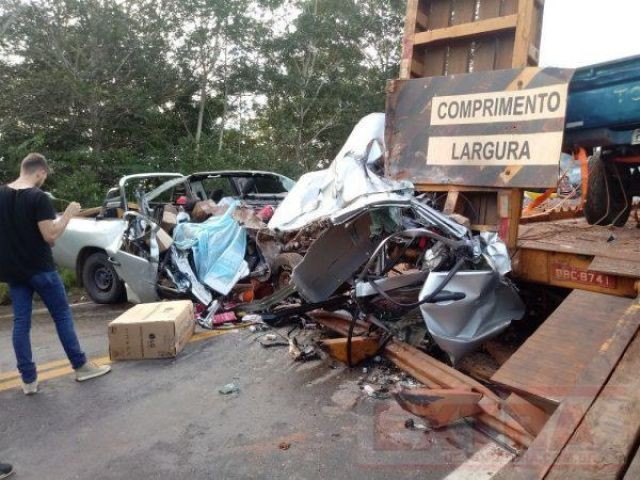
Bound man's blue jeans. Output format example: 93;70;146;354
9;271;87;384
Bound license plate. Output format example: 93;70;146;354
553;263;617;289
552;263;617;289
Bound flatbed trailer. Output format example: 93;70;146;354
386;0;640;478
515;217;640;298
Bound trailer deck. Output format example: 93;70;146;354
518;218;640;263
515;217;640;298
491;289;636;404
495;299;640;479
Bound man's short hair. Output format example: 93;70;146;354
21;153;50;175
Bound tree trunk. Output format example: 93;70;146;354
218;40;228;153
195;69;207;154
218;89;227;153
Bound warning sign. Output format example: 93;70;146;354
431;85;567;126
385;67;575;189
427;132;565;166
427;83;570;168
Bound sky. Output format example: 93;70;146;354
540;0;640;67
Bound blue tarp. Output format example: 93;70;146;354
173;202;249;295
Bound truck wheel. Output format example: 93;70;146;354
271;253;303;291
584;155;631;227
81;252;126;304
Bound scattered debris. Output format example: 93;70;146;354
404;418;429;431
248;323;269;333
288;337;319;362
259;339;289;349
218;383;240;395
362;384;391;400
278;442;291;451
259;333;289;348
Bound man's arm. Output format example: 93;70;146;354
38;202;81;246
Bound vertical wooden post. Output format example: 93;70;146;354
400;0;420;79
574;147;590;205
498;189;523;249
443;190;461;214
512;0;536;67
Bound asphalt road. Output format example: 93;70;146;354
0;300;512;479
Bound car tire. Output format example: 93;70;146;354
271;253;303;291
584;154;631;227
81;252;127;304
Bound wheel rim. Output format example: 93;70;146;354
94;265;114;292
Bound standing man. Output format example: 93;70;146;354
0;153;111;395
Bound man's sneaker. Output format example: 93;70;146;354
22;380;38;395
0;462;14;479
75;362;111;382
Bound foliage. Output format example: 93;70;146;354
0;283;8;305
0;0;403;204
59;268;78;290
257;0;403;171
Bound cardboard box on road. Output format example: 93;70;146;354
108;300;194;361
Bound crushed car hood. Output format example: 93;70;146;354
268;113;414;232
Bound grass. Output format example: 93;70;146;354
59;268;78;290
0;283;8;305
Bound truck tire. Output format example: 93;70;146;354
271;253;303;291
584;155;631;227
81;252;127;304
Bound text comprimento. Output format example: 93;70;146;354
431;85;567;126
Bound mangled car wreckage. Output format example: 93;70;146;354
53;114;524;364
233;113;524;364
52;170;295;306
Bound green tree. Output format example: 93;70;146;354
0;0;185;201
255;0;403;173
0;0;403;204
168;0;278;157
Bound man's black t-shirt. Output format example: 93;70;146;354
0;185;57;284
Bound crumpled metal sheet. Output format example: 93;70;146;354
329;197;470;240
480;231;512;276
111;250;160;304
169;247;213;306
268;113;414;232
419;271;525;363
291;214;374;303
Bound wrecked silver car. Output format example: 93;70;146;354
233;113;525;362
52;170;294;305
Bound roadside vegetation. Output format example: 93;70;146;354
0;0;403;206
0;283;8;305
